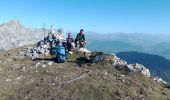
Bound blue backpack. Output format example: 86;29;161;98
51;46;58;55
55;45;66;63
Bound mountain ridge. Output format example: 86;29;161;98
0;20;46;51
117;51;170;83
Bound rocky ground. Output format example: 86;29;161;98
0;46;170;100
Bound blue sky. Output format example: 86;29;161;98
0;0;170;34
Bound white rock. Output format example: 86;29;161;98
109;53;128;66
112;59;127;66
127;65;135;71
42;65;46;68
5;79;11;82
127;63;151;77
35;62;40;67
120;75;125;77
16;77;21;80
47;62;53;66
52;83;56;86
110;53;116;56
78;48;91;53
22;67;26;72
16;75;24;80
19;52;25;56
153;77;167;84
141;69;151;77
69;51;73;54
104;71;108;75
7;59;12;62
111;54;150;78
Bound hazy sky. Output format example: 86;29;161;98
0;0;170;34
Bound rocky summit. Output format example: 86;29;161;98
0;44;170;100
0;20;170;100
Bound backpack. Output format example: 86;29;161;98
51;46;58;55
89;52;104;63
55;45;66;63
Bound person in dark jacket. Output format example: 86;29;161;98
75;29;86;48
66;33;75;52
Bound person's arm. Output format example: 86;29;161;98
83;34;85;41
71;37;74;42
66;38;68;43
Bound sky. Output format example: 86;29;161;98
0;0;170;34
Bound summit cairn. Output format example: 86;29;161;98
24;27;65;60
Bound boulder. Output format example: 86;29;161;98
153;77;167;84
112;59;127;66
47;61;53;66
110;53;151;77
78;48;91;53
127;63;151;77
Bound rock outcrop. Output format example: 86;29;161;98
127;63;151;77
87;52;165;84
154;77;167;84
0;20;46;51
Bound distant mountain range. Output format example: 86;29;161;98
85;32;170;60
1;20;170;60
116;51;170;83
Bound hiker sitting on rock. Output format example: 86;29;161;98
66;33;75;53
75;29;86;48
47;27;58;48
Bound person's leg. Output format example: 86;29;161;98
62;42;67;51
79;42;84;48
71;42;75;50
75;40;77;48
62;42;68;58
79;45;82;48
82;41;86;48
67;43;71;51
81;44;84;48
